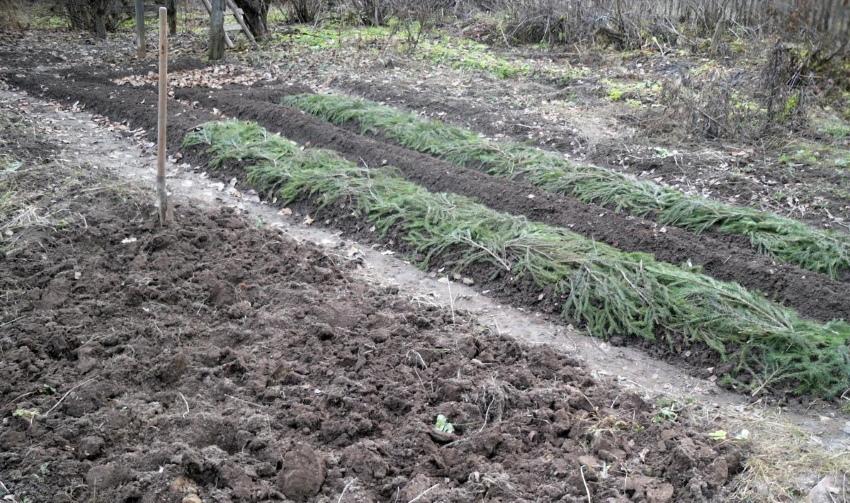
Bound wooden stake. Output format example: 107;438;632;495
157;7;169;226
135;0;145;58
209;0;225;61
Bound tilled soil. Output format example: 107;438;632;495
0;134;743;502
6;65;847;323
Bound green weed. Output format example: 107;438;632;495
779;146;819;166
284;93;850;278
13;408;39;425
282;23;392;50
824;122;850;139
652;399;682;423
422;37;530;79
434;414;455;434
184;119;850;398
603;79;661;103
283;23;534;80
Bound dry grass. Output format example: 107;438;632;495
728;416;850;501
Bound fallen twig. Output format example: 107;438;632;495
580;465;592;502
337;477;358;503
178;392;190;418
44;378;97;417
408;483;439;503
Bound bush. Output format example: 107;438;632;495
63;0;131;38
393;0;453;49
466;0;850;53
285;0;325;23
345;0;391;26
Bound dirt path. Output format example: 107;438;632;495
1;84;848;500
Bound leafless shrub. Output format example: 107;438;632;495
661;71;761;140
284;0;325;23
760;41;809;129
393;0;453;50
62;0;132;37
0;0;22;29
469;0;850;53
659;46;812;142
344;0;391;25
471;0;681;48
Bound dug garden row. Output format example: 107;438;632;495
175;85;850;324
282;93;850;280
5;68;849;400
186;118;850;400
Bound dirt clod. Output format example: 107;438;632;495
277;443;327;501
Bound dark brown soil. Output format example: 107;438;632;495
335;76;587;153
0;135;743;502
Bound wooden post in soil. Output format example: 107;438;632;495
201;0;234;49
209;0;225;61
167;0;177;34
157;7;169;226
135;0;145;58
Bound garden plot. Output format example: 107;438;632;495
174;85;850;323
4;61;849;399
4;29;846;501
0;71;746;503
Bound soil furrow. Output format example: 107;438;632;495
177;86;850;324
6;69;849;394
5;68;848;323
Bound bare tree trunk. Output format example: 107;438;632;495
135;0;145;57
94;0;108;39
167;0;177;34
200;0;234;48
232;0;269;40
209;0;225;61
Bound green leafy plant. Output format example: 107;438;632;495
434;414;455;434
183;120;850;398
652;399;682;422
283;93;850;278
13;408;39;425
422;37;530;79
